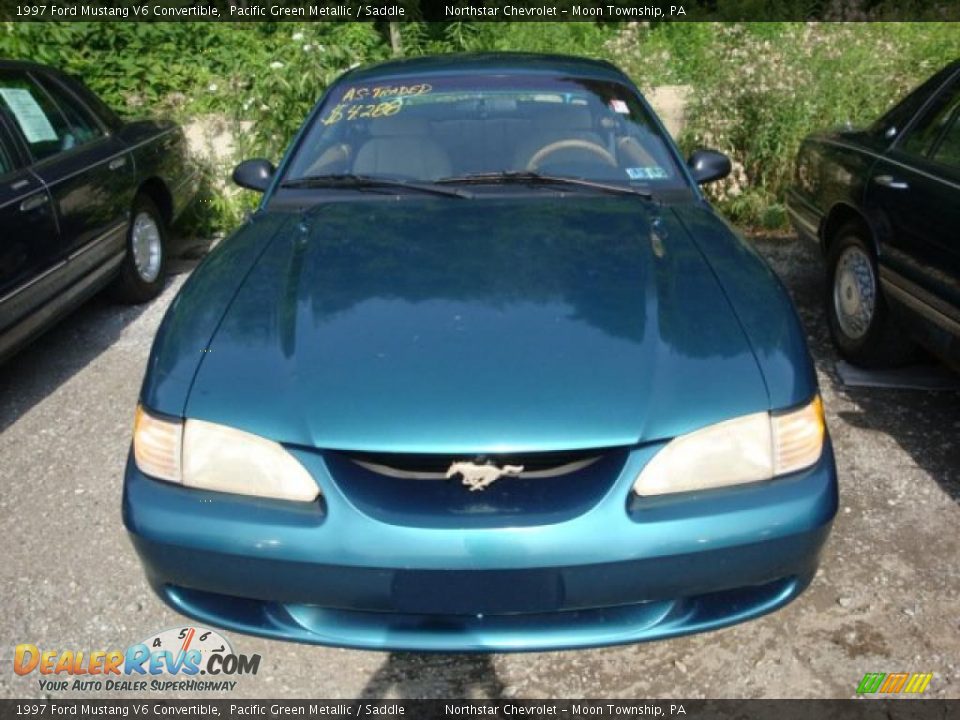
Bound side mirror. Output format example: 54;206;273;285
232;158;275;192
687;149;731;185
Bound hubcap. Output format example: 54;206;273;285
833;244;876;340
131;212;162;283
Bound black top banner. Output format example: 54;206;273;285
3;700;960;720
1;0;959;21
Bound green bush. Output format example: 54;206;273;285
2;21;958;232
226;23;388;161
614;22;960;224
1;22;388;234
1;23;231;116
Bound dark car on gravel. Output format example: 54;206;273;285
0;60;196;363
787;60;960;369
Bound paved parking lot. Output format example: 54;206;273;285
1;234;958;699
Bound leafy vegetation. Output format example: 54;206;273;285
611;22;960;226
1;21;958;231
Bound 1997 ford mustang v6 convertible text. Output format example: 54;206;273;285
124;54;837;651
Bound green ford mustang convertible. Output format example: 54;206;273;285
124;53;837;652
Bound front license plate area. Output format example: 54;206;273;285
392;569;563;615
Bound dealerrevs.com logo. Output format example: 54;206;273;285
14;626;261;692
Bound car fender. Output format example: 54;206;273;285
121;121;196;223
673;205;818;411
139;212;293;416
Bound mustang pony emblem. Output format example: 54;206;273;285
446;461;524;491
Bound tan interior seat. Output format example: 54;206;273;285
353;116;452;180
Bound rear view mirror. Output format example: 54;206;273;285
688;149;732;185
232;158;275;192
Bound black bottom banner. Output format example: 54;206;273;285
3;700;957;720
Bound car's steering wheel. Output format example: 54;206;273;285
526;139;617;171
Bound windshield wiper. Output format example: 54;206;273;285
280;173;472;199
436;171;653;199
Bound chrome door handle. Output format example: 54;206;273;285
19;193;49;212
108;156;127;171
874;174;909;190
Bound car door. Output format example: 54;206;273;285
0;68;133;270
921;102;960;317
0;105;60;335
865;72;960;325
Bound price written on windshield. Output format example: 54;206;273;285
319;83;431;126
320;99;403;126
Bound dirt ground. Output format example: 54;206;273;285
1;233;958;699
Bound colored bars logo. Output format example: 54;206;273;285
857;672;933;694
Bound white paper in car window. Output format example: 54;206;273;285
609;99;630;114
626;166;669;180
0;88;58;144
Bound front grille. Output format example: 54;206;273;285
345;449;602;479
323;448;628;529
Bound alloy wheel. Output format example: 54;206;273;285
130;212;162;283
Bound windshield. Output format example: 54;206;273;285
284;74;689;191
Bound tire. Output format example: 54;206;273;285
825;222;914;368
112;195;167;304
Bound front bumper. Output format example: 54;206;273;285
123;441;838;652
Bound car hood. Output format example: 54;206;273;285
185;197;770;452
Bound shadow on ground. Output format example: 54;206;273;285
0;294;151;433
837;387;960;502
0;234;209;433
360;653;505;699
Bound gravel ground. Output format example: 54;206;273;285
1;233;958;699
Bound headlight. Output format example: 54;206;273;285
633;396;825;496
133;405;182;483
133;406;319;502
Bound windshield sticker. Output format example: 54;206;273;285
0;88;58;143
626;166;668;180
609;99;630;114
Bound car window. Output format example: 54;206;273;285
285;74;688;190
931;110;960;168
0;134;13;175
60;73;122;131
899;78;960;159
870;64;960;142
0;69;100;162
35;74;105;145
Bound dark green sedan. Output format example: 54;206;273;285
788;59;960;369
